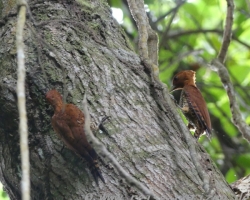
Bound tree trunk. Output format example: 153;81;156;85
0;0;235;199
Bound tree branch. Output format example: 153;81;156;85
16;1;30;200
211;60;250;142
127;0;159;78
166;29;250;49
211;0;250;142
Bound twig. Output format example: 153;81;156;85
82;94;159;200
211;0;250;142
159;3;181;49
127;0;159;77
16;1;30;200
154;0;185;24
218;0;234;63
211;60;250;142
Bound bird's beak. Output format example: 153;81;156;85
169;86;175;93
169;86;182;93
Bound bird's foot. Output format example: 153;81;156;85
97;116;110;135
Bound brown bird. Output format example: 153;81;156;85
170;70;212;139
46;89;105;184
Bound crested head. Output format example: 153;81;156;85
170;70;196;92
46;89;63;109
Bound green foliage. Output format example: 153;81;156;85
0;183;8;200
226;168;237;184
108;0;250;184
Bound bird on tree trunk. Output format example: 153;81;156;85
46;89;105;184
170;70;212;139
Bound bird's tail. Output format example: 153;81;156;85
205;128;212;141
90;159;105;185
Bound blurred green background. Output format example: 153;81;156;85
0;183;8;200
1;0;250;198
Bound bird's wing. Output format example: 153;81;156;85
52;103;105;184
184;85;212;134
63;104;86;140
52;113;77;152
64;104;98;159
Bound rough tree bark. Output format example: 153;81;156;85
0;0;235;199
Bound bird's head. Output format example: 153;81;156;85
170;70;196;92
46;89;63;108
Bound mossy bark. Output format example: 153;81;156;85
0;0;235;199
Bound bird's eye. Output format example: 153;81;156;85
173;76;178;81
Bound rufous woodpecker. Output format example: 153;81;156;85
46;89;105;184
170;70;212;139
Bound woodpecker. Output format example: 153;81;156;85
46;89;105;184
170;70;212;139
